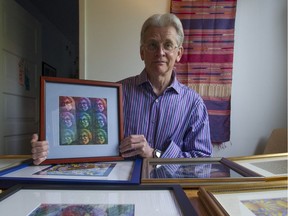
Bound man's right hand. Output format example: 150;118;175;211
31;134;49;165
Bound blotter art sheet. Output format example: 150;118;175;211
241;197;287;216
34;162;116;177
28;203;135;216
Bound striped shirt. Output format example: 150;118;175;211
119;70;212;158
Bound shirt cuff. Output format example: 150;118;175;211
161;140;180;158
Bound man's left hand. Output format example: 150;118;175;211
119;134;154;158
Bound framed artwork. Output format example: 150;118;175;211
197;180;288;216
228;153;288;180
141;158;264;187
0;184;196;216
0;155;32;172
40;76;124;164
42;62;57;77
0;159;142;189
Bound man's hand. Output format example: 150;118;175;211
31;134;49;165
119;135;154;158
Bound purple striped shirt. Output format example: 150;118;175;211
119;70;212;158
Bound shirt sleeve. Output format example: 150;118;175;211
161;98;213;158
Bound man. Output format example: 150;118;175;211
31;13;212;165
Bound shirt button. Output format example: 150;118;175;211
155;99;159;103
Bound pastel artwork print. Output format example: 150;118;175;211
241;197;288;216
34;163;116;177
59;96;108;145
28;203;135;216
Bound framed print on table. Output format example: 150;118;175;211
197;180;288;216
0;155;32;172
40;76;124;164
141;158;264;187
227;153;288;180
0;159;142;189
0;184;196;216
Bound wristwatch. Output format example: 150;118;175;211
153;149;162;158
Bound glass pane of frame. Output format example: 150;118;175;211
40;76;124;164
0;184;196;216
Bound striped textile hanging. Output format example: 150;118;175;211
171;0;237;145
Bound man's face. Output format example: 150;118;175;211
96;115;105;128
63;115;72;127
140;26;183;78
80;115;89;128
96;100;105;112
80;132;90;144
64;99;73;111
64;132;73;144
96;132;106;144
78;99;89;111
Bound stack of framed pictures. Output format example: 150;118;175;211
0;76;286;215
141;158;265;188
0;77;143;188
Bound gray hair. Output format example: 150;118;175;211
140;13;184;46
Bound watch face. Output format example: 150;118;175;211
155;149;161;158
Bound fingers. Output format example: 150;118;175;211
33;157;47;166
31;134;49;165
121;135;145;147
31;133;39;143
120;135;152;158
31;143;49;165
120;149;138;158
120;135;144;151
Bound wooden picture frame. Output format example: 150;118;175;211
0;159;142;189
227;153;288;180
197;180;288;216
141;158;264;187
40;76;124;164
0;155;32;172
0;183;196;216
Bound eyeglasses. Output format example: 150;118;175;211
144;41;178;53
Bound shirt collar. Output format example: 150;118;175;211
137;69;181;94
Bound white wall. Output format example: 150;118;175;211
80;0;287;157
213;0;287;157
80;0;170;81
